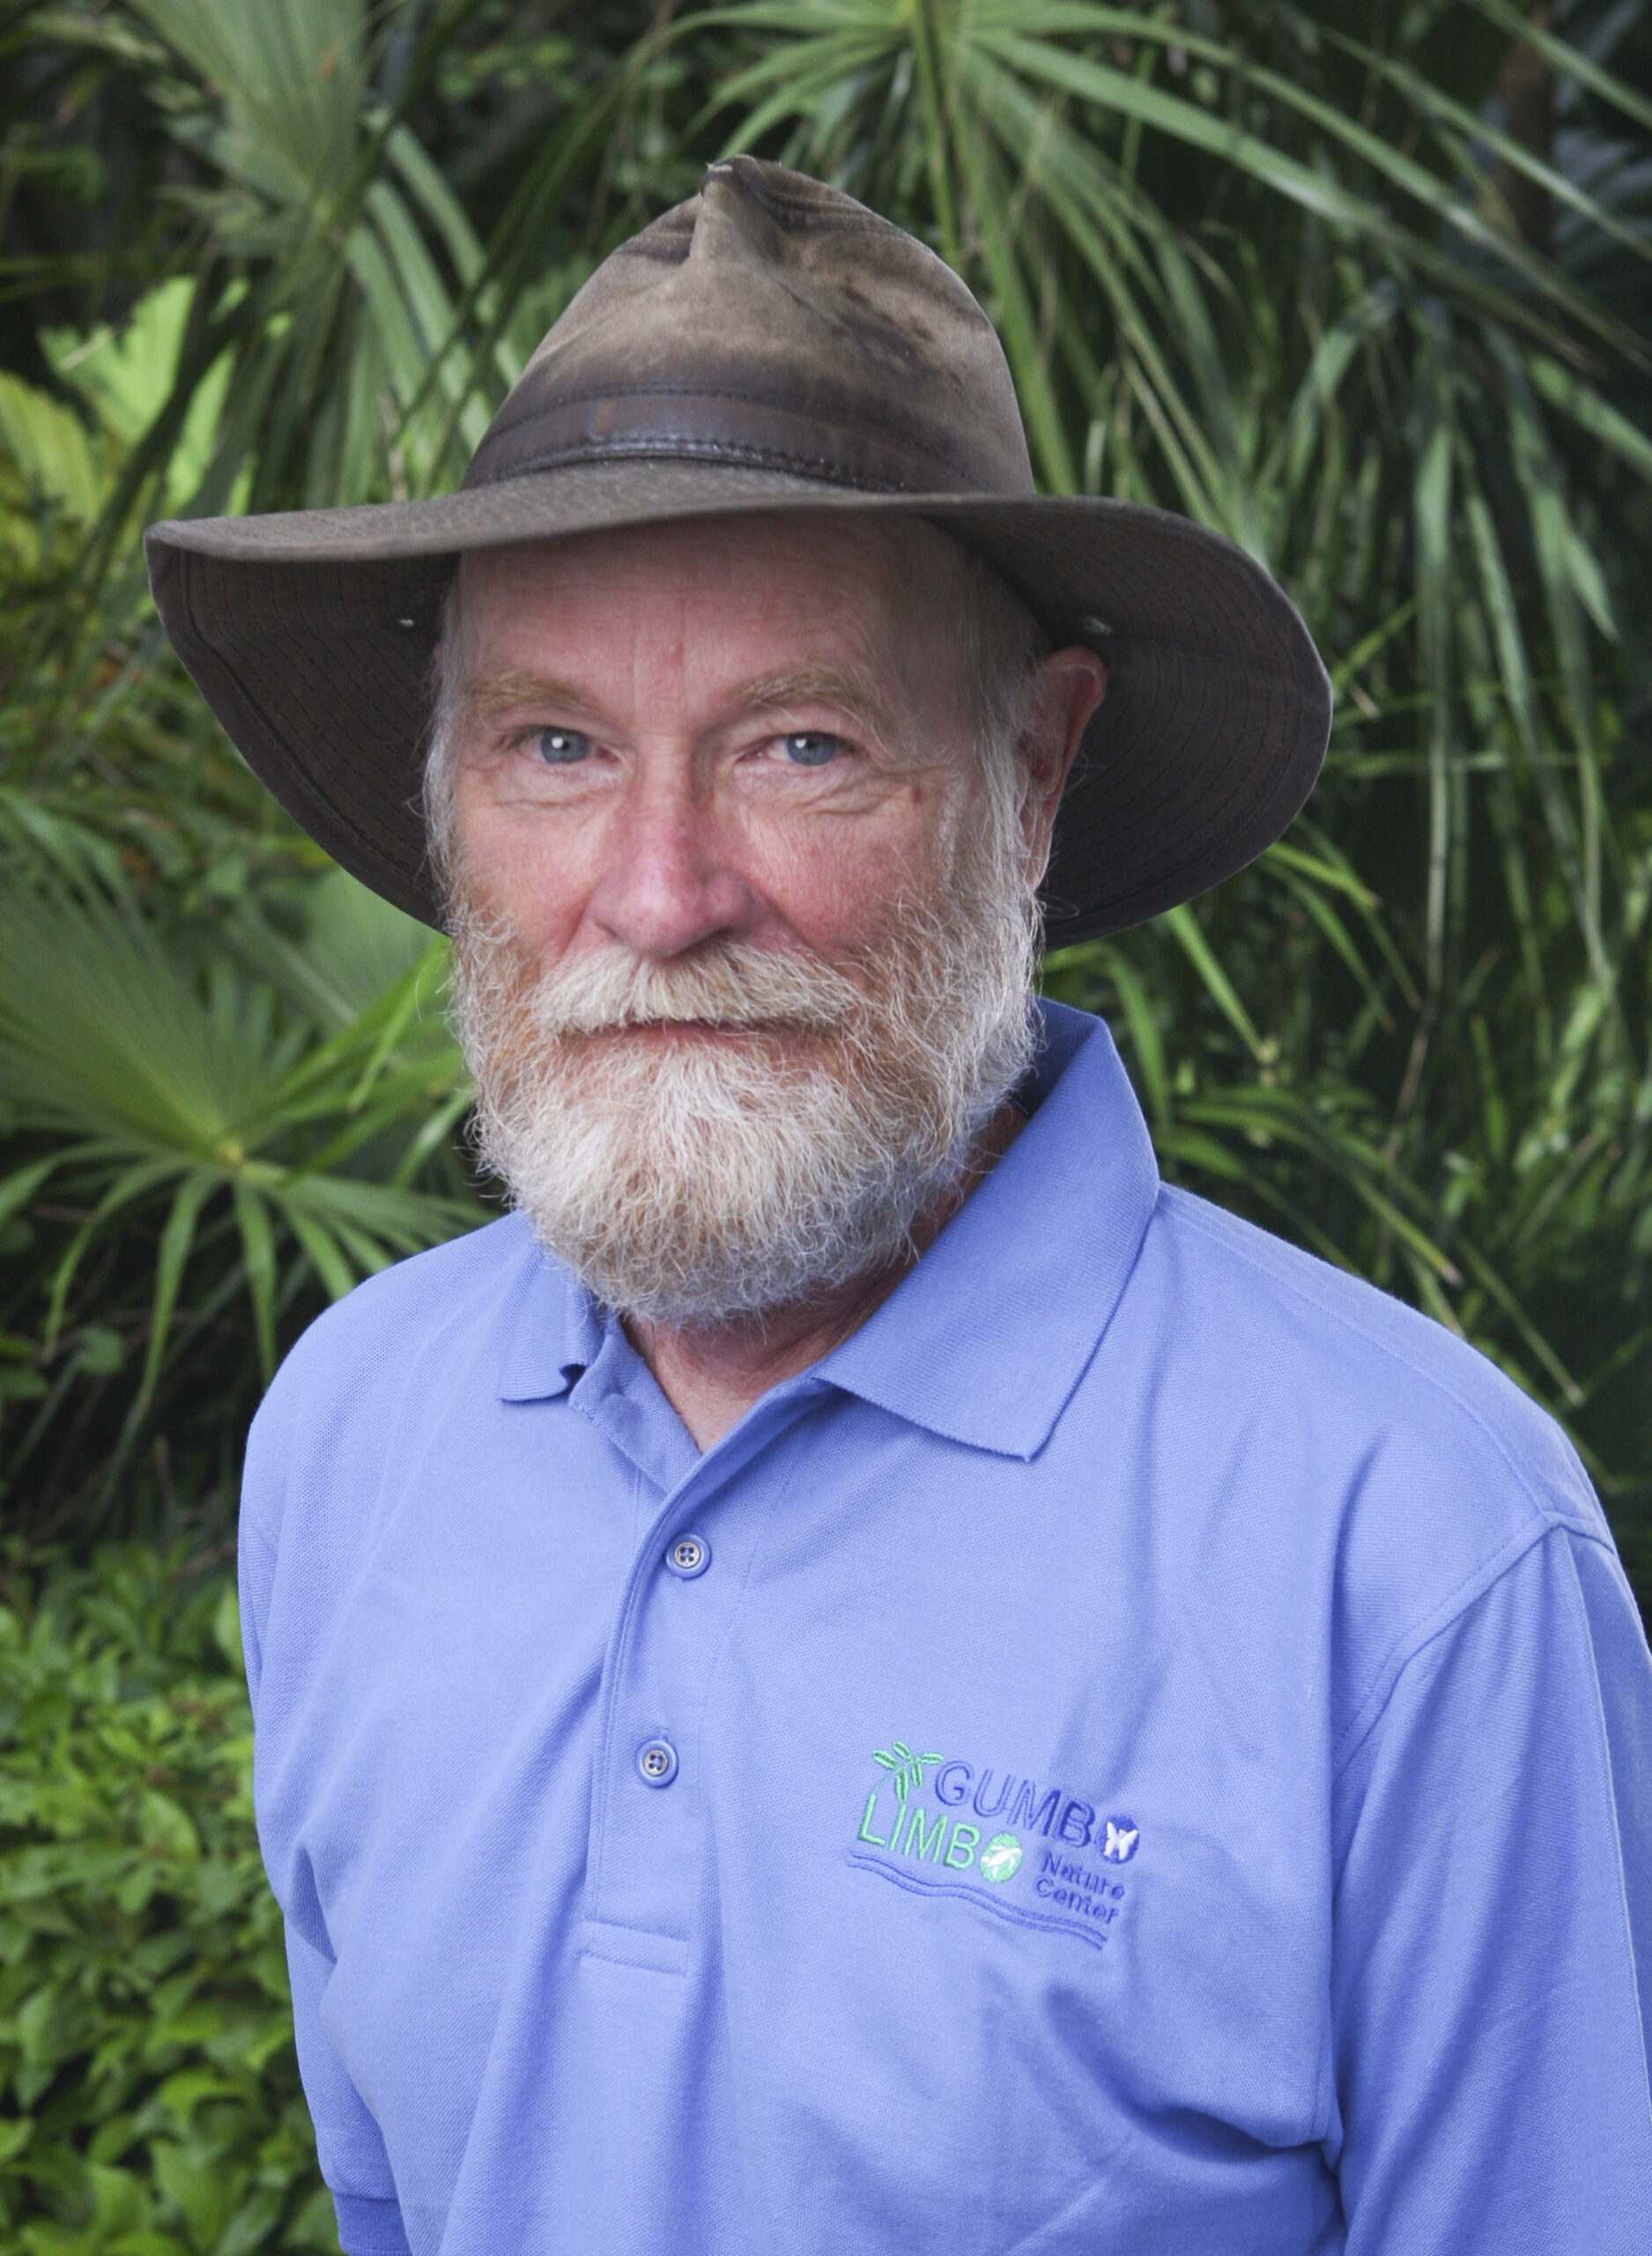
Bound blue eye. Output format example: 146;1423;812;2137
778;732;841;767
535;728;590;764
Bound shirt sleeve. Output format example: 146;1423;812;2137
240;1423;412;2256
1330;1523;1652;2252
285;1923;413;2256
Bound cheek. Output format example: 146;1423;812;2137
451;782;594;955
734;790;959;954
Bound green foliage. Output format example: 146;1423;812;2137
0;228;492;1537
0;860;479;1540
0;1544;334;2252
37;0;508;582
0;0;1644;1595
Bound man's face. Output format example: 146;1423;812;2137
448;511;1010;990
440;511;1101;1326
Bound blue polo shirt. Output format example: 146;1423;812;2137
241;1001;1652;2256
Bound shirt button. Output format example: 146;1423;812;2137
637;1738;678;1788
663;1532;711;1579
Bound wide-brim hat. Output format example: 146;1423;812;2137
145;157;1331;943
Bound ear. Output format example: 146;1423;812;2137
1019;646;1107;882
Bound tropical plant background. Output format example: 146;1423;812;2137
0;0;1648;2243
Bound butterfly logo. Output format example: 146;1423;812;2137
1101;1818;1139;1863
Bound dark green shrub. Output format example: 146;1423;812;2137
0;1545;333;2253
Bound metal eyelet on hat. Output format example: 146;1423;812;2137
637;1738;678;1787
663;1532;711;1579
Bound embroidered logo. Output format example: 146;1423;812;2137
871;1740;942;1804
979;1834;1023;1882
848;1739;1137;1949
1102;1818;1139;1863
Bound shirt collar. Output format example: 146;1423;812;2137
497;1230;599;1403
817;1001;1159;1459
498;999;1159;1459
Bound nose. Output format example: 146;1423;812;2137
583;767;759;960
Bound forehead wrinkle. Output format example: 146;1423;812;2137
452;531;966;757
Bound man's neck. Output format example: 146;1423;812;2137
624;1101;1026;1451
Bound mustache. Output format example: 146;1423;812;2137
444;816;1041;1325
516;936;867;1039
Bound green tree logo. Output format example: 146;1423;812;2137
872;1740;942;1805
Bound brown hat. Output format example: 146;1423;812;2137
144;157;1330;942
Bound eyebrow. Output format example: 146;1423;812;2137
459;660;898;746
462;669;594;723
729;665;892;739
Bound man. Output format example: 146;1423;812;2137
149;160;1652;2255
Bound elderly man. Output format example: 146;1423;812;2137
149;161;1652;2256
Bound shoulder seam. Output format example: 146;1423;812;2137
1155;1191;1604;1767
1331;1518;1555;1776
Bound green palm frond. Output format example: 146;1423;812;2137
0;868;478;1518
870;1741;945;1800
26;0;505;620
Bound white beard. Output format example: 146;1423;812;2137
448;818;1038;1327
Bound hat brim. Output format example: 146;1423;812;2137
144;459;1331;943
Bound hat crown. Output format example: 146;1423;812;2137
463;158;1036;499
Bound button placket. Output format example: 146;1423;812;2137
582;1387;823;1964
